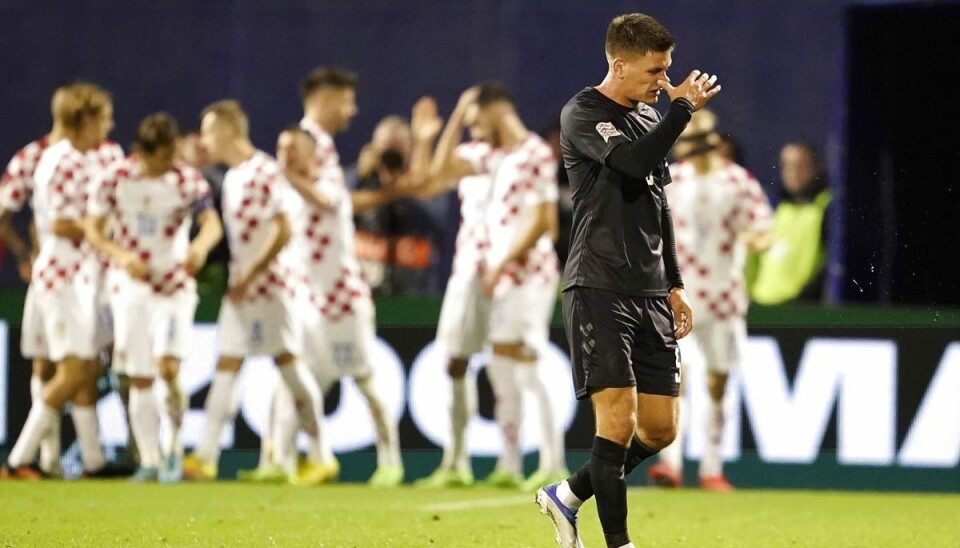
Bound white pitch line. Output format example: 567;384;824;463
420;495;534;513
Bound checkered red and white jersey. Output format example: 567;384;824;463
468;134;559;288
666;159;773;320
0;136;50;212
450;141;498;278
88;157;212;296
290;118;372;321
86;140;125;171
221;150;295;302
30;139;93;293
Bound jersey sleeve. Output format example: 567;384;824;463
181;166;214;213
259;165;287;219
86;164;119;218
560;99;630;165
738;171;773;233
0;151;33;212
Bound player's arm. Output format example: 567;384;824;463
84;214;148;280
738;173;774;253
409;96;455;199
185;206;223;275
0;209;31;272
741;230;772;253
482;200;556;297
228;212;291;301
287;170;334;211
430;88;480;182
603;72;720;180
661;193;693;338
350;186;402;215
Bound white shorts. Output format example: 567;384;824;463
111;284;198;378
678;316;747;374
29;281;98;363
216;295;298;358
21;283;47;360
488;281;557;351
436;275;491;358
298;297;375;393
93;284;114;351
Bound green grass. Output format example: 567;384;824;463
0;482;958;547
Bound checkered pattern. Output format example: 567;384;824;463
667;159;773;321
221;150;294;303
30;140;93;293
282;118;377;322
0;136;49;212
449;141;497;279
481;134;560;289
89;157;211;296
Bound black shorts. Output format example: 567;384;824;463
563;286;681;399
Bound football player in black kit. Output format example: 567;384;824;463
535;13;720;548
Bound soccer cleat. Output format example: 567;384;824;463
181;454;217;481
414;467;475;488
158;453;183;484
0;462;47;481
700;475;734;492
647;462;682;489
479;468;523;489
129;467;160;483
367;465;404;487
291;458;340;487
521;469;571;493
535;483;584;548
81;462;136;479
237;465;288;484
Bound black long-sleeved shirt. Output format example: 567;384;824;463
560;87;692;296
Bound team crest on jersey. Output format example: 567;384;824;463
595;122;622;143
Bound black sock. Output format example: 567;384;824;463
624;436;659;475
589;436;630;548
564;435;659;504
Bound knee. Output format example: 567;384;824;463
707;374;729;402
217;356;244;372
130;376;154;390
158;357;180;383
273;352;296;367
639;422;677;450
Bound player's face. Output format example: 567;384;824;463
99;104;115;141
472;105;503;147
324;87;358;134
463;104;485;142
276;131;312;174
618;49;673;106
780;144;817;194
200;113;232;163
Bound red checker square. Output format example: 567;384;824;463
698;266;710;277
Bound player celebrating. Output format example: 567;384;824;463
1;83;117;479
285;68;404;486
431;83;565;490
86;113;223;482
535;13;719;548
646;110;771;491
407;96;496;488
182;100;326;481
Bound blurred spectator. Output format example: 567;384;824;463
346;116;455;296
179;130;229;297
749;141;831;304
540;121;572;267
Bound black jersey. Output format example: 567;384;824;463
560;87;691;297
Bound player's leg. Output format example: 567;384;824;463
152;291;196;482
32;359;61;476
23;286;63;476
698;317;743;492
71;360;112;477
185;299;247;480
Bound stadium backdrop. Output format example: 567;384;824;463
1;290;958;492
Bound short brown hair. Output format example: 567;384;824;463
133;112;180;154
475;81;514;108
54;82;112;130
300;67;357;99
201;99;249;137
605;13;675;57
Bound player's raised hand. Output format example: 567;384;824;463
453;86;480;115
411;96;443;142
658;70;721;111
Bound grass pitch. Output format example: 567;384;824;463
0;482;957;547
